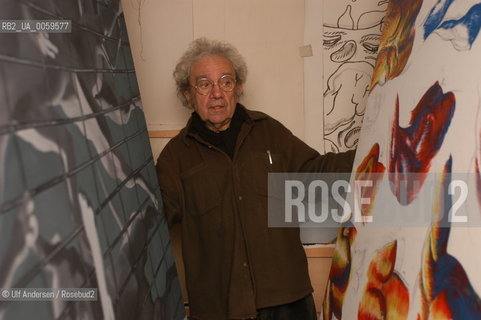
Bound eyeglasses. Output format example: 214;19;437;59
191;75;237;96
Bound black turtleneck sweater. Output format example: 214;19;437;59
190;104;246;159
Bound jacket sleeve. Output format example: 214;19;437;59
280;124;356;173
312;149;356;173
156;143;183;227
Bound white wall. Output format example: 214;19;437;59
122;0;311;160
121;0;193;131
303;0;325;154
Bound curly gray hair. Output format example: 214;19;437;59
173;37;248;107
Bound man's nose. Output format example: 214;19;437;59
209;83;223;98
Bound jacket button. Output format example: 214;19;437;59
243;262;248;267
238;196;243;200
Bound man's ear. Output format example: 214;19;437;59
235;83;244;97
183;90;192;107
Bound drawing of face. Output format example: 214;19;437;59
323;26;381;65
324;61;373;152
322;1;386;152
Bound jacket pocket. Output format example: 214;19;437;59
247;151;285;196
180;162;220;217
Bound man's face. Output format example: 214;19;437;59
184;54;242;132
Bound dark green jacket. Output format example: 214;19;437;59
156;105;355;320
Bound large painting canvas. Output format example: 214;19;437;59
0;1;183;319
323;0;481;319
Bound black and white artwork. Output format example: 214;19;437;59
0;0;183;319
322;0;387;153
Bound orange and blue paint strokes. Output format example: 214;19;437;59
370;0;423;91
358;240;410;320
424;0;481;50
322;226;357;320
476;128;481;208
355;143;386;219
389;82;455;205
418;157;481;319
423;0;455;39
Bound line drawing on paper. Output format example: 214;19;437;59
322;0;387;153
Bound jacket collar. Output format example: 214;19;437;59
181;103;267;146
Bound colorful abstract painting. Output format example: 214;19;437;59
358;240;409;320
369;0;422;90
424;0;481;51
355;143;385;218
418;157;481;319
323;226;357;319
0;0;183;319
323;0;481;319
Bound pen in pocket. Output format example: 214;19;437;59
266;150;273;165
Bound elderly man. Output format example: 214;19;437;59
156;38;355;320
